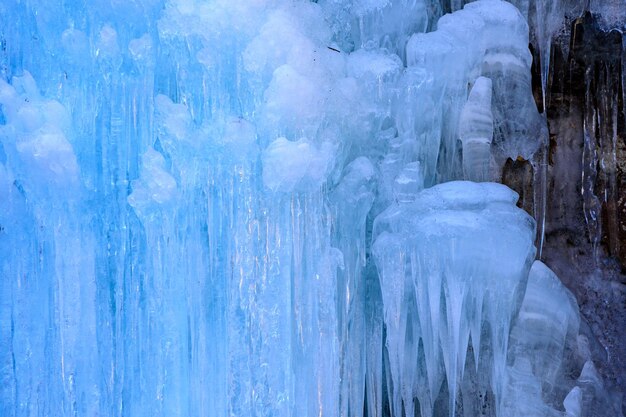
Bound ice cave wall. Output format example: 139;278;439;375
0;0;624;416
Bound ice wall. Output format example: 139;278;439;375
0;0;621;416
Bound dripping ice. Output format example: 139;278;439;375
0;1;622;417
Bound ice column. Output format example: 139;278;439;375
0;72;99;416
459;76;494;182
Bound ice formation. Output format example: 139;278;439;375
459;76;494;182
0;0;622;417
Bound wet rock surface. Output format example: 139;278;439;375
503;10;626;413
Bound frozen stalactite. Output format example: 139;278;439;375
373;181;537;417
371;181;615;417
517;0;566;110
459;76;494;182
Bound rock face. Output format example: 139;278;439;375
501;9;626;412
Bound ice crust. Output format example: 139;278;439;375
0;1;617;417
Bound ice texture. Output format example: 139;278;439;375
373;181;537;417
459;76;494;182
0;1;619;417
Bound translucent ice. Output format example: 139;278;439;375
0;72;79;197
503;261;582;417
128;148;178;216
508;261;580;388
459;76;494;182
262;137;336;192
0;1;617;417
373;181;536;417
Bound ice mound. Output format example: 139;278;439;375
509;261;580;388
372;182;612;417
503;260;582;417
373;181;536;417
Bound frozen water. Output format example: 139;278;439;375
262;137;337;192
459;76;494;182
372;181;537;417
0;0;618;417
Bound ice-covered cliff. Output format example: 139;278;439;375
0;0;623;416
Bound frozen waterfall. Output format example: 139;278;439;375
0;0;623;417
